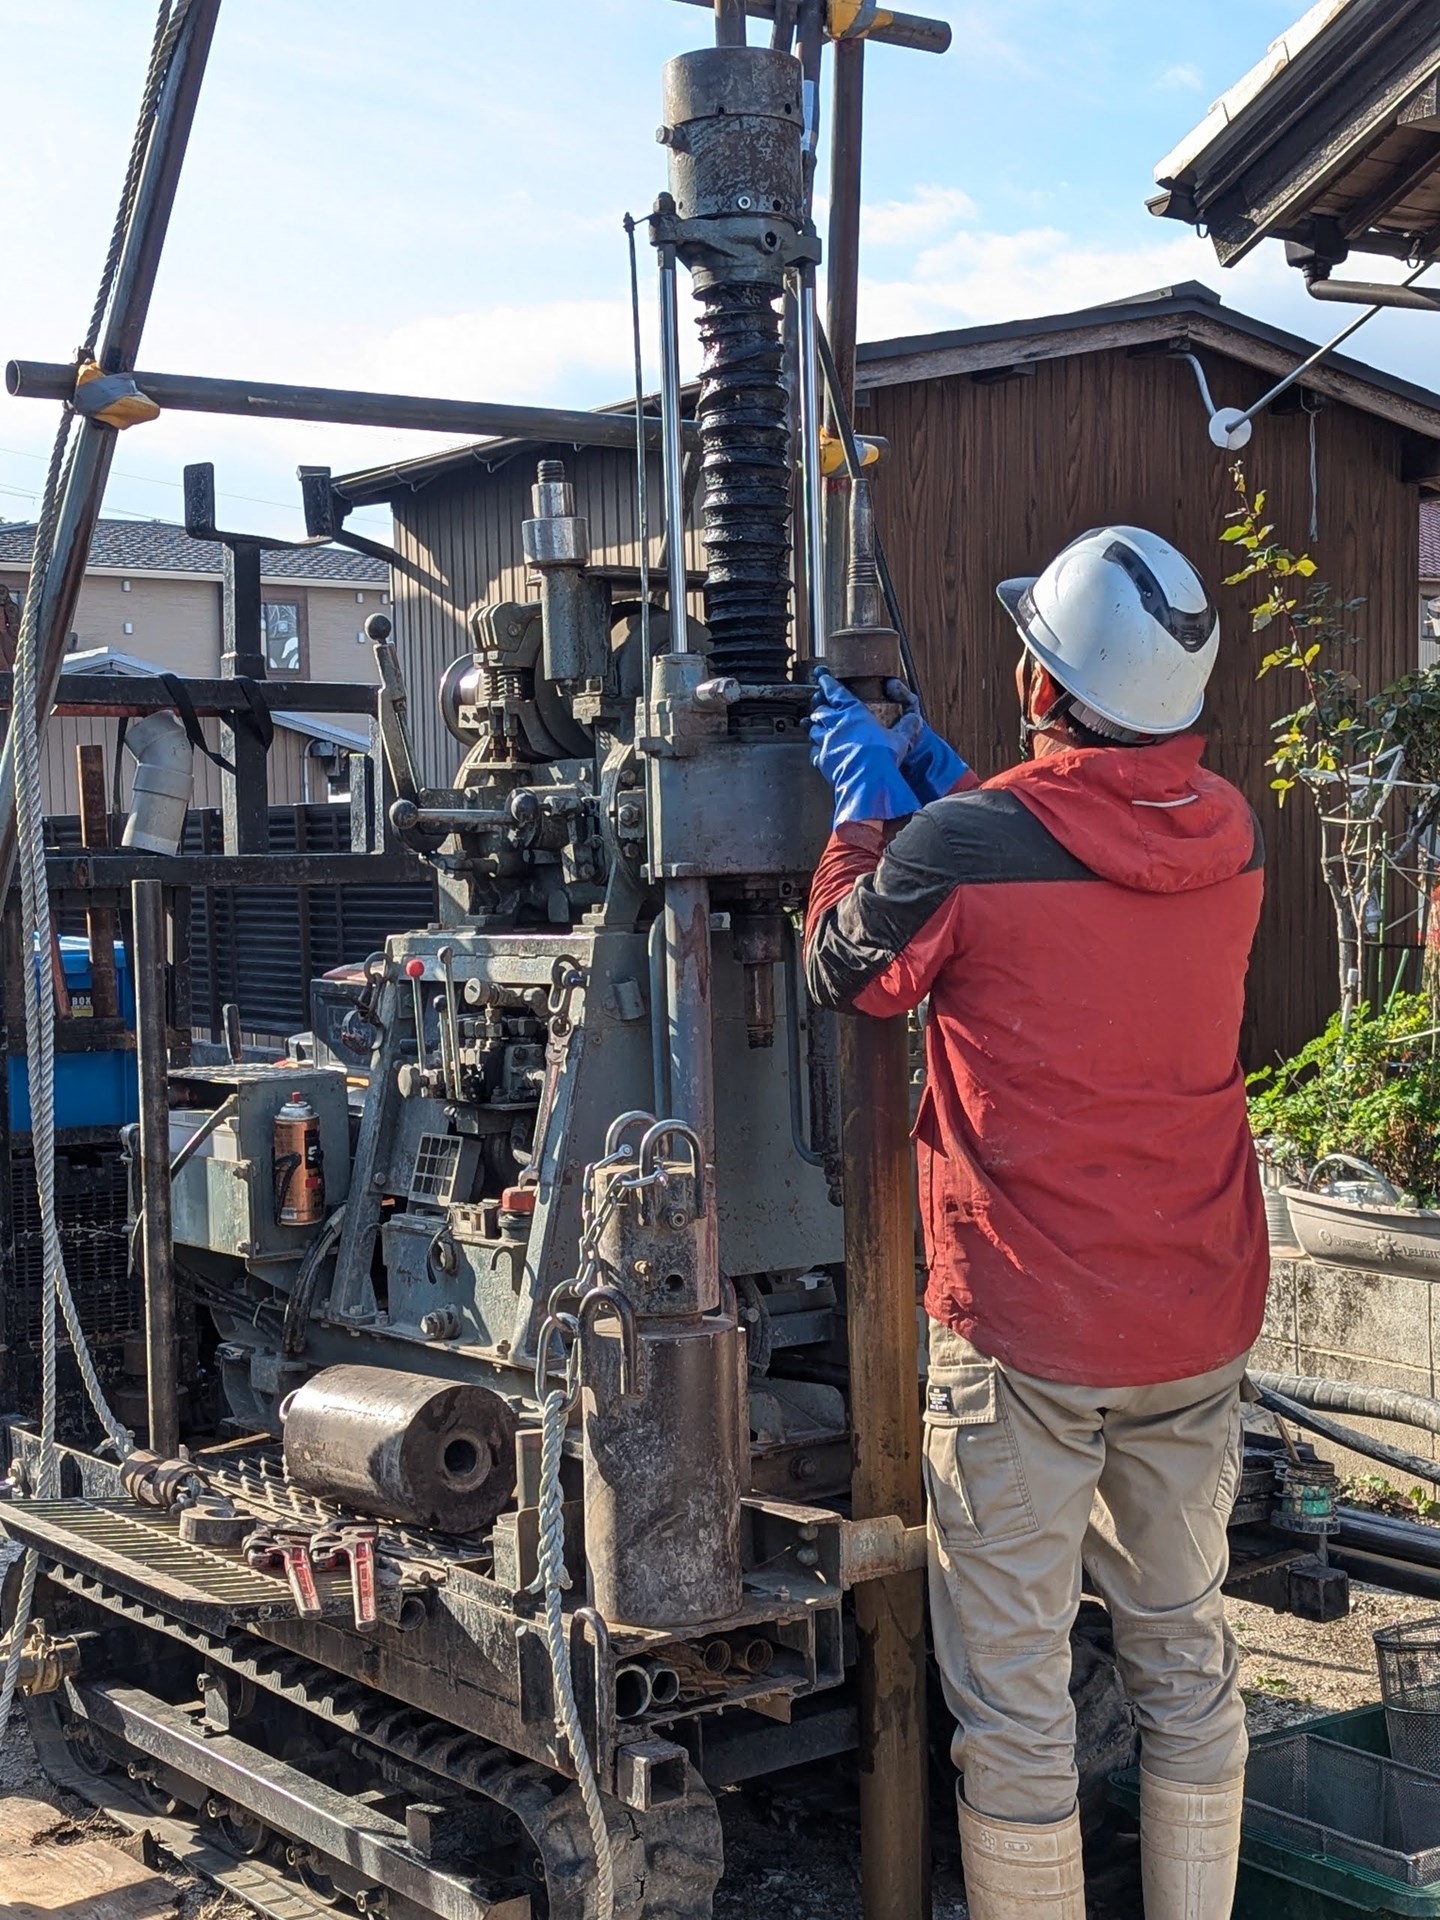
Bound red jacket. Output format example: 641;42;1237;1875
804;735;1267;1386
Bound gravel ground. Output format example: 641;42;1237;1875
1;1561;1434;1920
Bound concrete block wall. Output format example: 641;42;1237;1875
1256;1256;1440;1489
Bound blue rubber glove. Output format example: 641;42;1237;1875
809;669;923;825
886;679;970;804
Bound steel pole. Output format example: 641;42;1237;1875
657;246;692;653
6;361;691;459
822;36;864;635
669;0;954;54
132;878;178;1456
662;875;715;1157
826;32;930;1920
0;1;222;902
797;265;828;659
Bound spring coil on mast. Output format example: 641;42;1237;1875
694;281;791;682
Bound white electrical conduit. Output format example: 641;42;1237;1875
1178;261;1436;451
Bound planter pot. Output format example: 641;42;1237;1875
1263;1182;1299;1252
1282;1186;1440;1280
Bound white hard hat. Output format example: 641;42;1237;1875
996;526;1219;737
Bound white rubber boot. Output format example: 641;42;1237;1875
1139;1768;1244;1919
958;1797;1087;1917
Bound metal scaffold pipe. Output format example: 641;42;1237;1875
6;360;691;459
669;0;953;55
0;1;222;902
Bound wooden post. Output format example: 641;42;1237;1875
827;30;931;1920
76;744;120;1020
132;879;178;1456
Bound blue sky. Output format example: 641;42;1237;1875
3;1;1435;542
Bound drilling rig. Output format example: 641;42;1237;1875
0;7;1351;1918
0;8;952;1917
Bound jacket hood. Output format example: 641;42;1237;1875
985;735;1255;894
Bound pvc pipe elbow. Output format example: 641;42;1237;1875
121;709;194;854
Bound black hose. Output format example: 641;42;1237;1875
1329;1545;1440;1602
1254;1384;1440;1487
281;1204;345;1357
1252;1371;1440;1440
1335;1504;1440;1572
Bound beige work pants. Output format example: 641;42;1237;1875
924;1320;1250;1826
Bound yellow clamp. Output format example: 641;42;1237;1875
828;0;893;39
819;428;882;476
74;360;160;430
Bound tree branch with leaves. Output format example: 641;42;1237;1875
1222;463;1440;1022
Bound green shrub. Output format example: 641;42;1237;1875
1248;993;1440;1206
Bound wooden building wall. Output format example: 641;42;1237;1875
385;342;1421;1069
863;345;1419;1068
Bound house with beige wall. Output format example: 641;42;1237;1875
0;518;388;815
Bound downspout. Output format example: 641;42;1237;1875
121;709;193;854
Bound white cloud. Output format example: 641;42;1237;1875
862;186;978;248
1154;62;1206;92
355;300;647;409
857;223;1220;339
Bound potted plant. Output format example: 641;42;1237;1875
1247;994;1440;1275
1224;467;1440;1269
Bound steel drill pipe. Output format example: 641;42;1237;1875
132;878;178;1457
6;360;693;459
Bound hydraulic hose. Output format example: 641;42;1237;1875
1251;1371;1440;1440
1252;1384;1440;1488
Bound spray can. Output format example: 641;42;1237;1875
274;1091;324;1226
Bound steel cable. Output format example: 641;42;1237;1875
0;0;190;1743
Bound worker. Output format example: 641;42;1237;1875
805;525;1266;1920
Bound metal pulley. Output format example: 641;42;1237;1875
282;1365;519;1533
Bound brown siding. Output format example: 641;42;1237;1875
863;346;1418;1068
381;345;1421;1069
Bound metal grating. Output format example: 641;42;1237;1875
0;1500;355;1631
8;1143;134;1345
1376;1617;1440;1772
409;1132;464;1202
1245;1734;1440;1884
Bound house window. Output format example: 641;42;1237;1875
1422;589;1440;669
261;597;306;675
